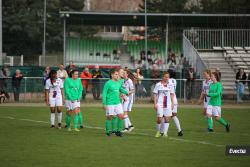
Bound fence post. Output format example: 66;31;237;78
24;77;27;102
184;79;187;103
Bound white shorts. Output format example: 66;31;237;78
106;104;123;116
206;105;221;117
65;100;80;111
172;104;178;113
49;96;63;107
157;107;172;117
123;96;134;112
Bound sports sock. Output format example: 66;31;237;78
57;112;62;124
112;116;118;132
207;117;213;129
163;122;170;135
78;112;83;126
160;119;164;133
172;116;181;132
105;119;111;133
65;112;71;127
218;117;228;127
73;114;79;129
117;118;124;132
124;115;129;129
127;116;132;127
156;123;161;132
50;113;55;125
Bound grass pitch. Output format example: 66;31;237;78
0;105;249;167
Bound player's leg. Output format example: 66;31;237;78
123;111;129;132
214;107;230;132
155;107;163;137
73;107;80;132
50;107;56;128
162;108;172;137
116;104;124;137
111;116;118;133
171;105;183;136
127;97;134;132
206;105;213;132
56;106;62;129
78;112;84;128
105;105;114;136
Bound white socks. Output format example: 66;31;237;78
172;116;181;132
124;115;132;129
58;112;62;124
50;113;55;125
156;123;161;131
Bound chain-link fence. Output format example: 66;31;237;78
0;77;250;103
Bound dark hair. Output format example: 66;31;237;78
212;72;220;82
69;69;78;78
124;69;136;82
168;69;176;78
203;69;211;77
48;70;57;85
135;68;142;75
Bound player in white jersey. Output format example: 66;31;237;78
122;70;135;132
45;70;64;129
167;71;183;136
198;69;213;116
153;72;174;137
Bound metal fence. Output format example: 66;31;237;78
1;77;250;103
183;29;250;50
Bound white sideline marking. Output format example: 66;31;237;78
0;116;225;147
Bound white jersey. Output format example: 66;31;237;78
202;79;212;103
122;78;135;98
153;81;174;109
168;78;178;104
45;78;63;98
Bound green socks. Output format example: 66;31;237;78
218;117;228;127
112;116;118;132
105;119;111;133
73;114;79;129
78;112;83;126
207;117;213;129
117;118;124;132
65;112;71;127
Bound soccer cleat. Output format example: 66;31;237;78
226;124;230;132
208;128;214;132
67;128;72;132
115;131;123;137
128;125;135;132
106;132;112;136
80;125;84;129
64;125;68;128
178;130;183;136
122;128;129;133
155;131;161;138
74;128;80;132
58;123;62;129
50;125;55;128
112;131;117;134
162;133;168;138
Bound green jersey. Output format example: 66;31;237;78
102;79;128;106
118;78;124;86
64;77;83;100
208;82;222;106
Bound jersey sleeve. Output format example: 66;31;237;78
170;85;174;94
129;79;135;91
119;86;128;95
102;81;109;105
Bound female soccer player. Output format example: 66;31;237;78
64;70;83;132
199;69;213;117
122;69;135;132
45;70;64;129
168;71;183;136
102;69;129;137
153;72;174;137
203;72;230;132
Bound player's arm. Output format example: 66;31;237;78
207;84;222;97
102;82;109;110
128;79;135;95
170;86;175;110
77;79;83;101
45;89;49;106
119;86;128;95
63;79;73;100
153;85;158;111
198;89;205;104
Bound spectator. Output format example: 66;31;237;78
66;61;76;75
80;67;92;100
235;68;247;103
12;69;23;102
57;64;68;82
92;65;103;100
43;66;50;85
216;68;221;80
0;65;10;92
185;67;195;100
133;68;145;98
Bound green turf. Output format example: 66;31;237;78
0;106;249;167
